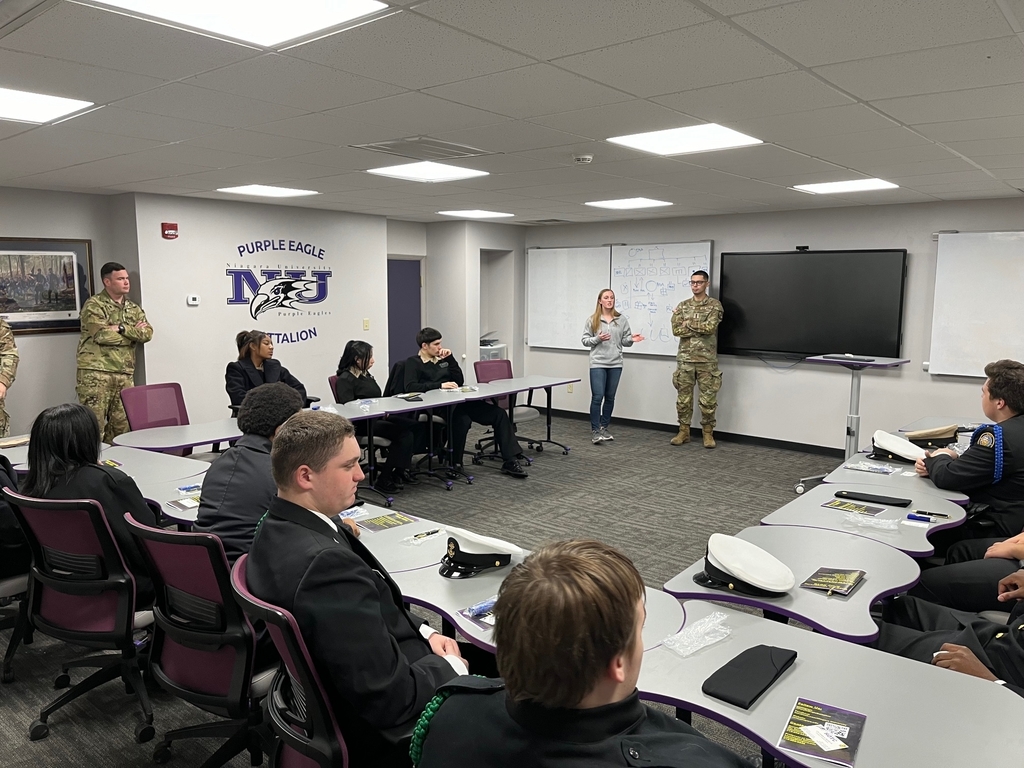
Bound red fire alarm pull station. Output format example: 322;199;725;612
162;222;178;240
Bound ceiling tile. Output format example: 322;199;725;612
572;156;688;178
733;0;1012;67
679;144;848;178
914;115;1024;143
104;180;213;195
133;143;264;170
516;140;653;167
654;72;854;122
415;0;710;59
871;83;1024;125
184;54;407;112
824;188;938;205
0;122;34;141
701;0;797;14
842;157;977;178
68;107;225;143
759;169;870;187
328;92;505;135
288;12;533;90
446;166;611;192
281;145;409;170
527;100;699;141
114;84;306;129
0;1;256;80
0;126;163;180
813;37;1024;101
909;180;1013;193
945;137;1024;156
889;170;997;187
730;104;897;142
779;127;932;156
246;114;403;147
184;130;335;159
555;21;795;98
0;48;163;104
11;155;211;189
436;154;558;175
430;121;583;154
424;64;630;120
818;144;957;168
929;189;1021;200
978;154;1024;170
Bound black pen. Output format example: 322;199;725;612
414;529;440;539
913;510;949;518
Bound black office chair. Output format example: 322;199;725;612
384;361;456;490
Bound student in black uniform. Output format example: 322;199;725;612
23;403;158;604
334;339;422;493
917;359;1024;554
413;539;753;768
225;329;307;407
403;327;527;479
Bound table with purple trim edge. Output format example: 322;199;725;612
467;374;581;455
663;526;919;643
112;418;242;452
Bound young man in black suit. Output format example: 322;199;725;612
403;327;527;479
246;410;469;767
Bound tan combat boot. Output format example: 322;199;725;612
702;426;716;449
669;428;690;445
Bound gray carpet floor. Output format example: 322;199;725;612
0;416;838;767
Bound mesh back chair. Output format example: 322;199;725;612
384;361;456;489
125;516;276;767
0;572;29;684
1;488;155;742
472;359;541;462
230;555;348;768
121;382;192;456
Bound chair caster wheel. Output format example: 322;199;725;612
445;482;453;491
794;484;805;494
466;476;474;484
153;743;172;763
535;444;543;452
29;719;49;740
562;450;569;455
471;457;482;466
54;672;70;689
2;667;14;683
136;722;155;743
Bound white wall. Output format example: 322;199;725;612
134;194;388;423
387;218;427;257
0;187;115;435
521;198;1024;449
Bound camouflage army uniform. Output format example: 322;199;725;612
0;319;19;437
76;291;153;443
671;296;724;429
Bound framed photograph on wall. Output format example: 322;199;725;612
0;238;93;334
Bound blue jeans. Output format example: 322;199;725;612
589;367;622;431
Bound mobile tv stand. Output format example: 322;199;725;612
794;354;910;494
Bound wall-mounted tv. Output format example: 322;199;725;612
718;249;907;359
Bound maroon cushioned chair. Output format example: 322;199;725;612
472;359;541;463
1;488;155;743
125;515;276;767
120;382;192;456
230;554;348;768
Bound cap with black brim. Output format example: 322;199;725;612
439;526;523;579
692;533;795;598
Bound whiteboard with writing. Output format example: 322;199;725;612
527;246;611;350
612;242;713;357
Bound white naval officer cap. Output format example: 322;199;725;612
439;526;523;579
871;429;927;463
693;533;795;598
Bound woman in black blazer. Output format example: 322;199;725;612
335;340;423;494
23;403;158;604
225;330;307;407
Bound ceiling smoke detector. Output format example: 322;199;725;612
573;154;594;165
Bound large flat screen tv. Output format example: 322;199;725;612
718;249;907;359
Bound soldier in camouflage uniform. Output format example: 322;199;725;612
0;318;19;437
76;262;153;443
670;270;723;448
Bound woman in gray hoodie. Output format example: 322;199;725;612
581;289;644;444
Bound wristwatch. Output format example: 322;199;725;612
118;324;125;335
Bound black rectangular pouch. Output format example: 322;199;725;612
833;489;912;507
701;644;797;709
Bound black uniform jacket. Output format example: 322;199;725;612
192;434;275;565
334;369;382;404
925;414;1024;535
246;497;456;749
403;354;464;393
417;677;753;768
225;358;307;407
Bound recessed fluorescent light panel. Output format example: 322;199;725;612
437;210;514;219
584;197;673;210
366;161;488;183
607;123;762;156
92;0;388;47
217;185;320;198
0;86;93;124
792;178;899;194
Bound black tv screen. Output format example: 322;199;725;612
718;249;907;358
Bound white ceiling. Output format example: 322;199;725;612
0;0;1022;223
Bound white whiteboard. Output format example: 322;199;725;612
929;231;1024;377
527;246;610;350
612;241;713;357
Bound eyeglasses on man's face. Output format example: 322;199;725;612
689;279;707;286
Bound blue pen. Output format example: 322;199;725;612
907;513;932;523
